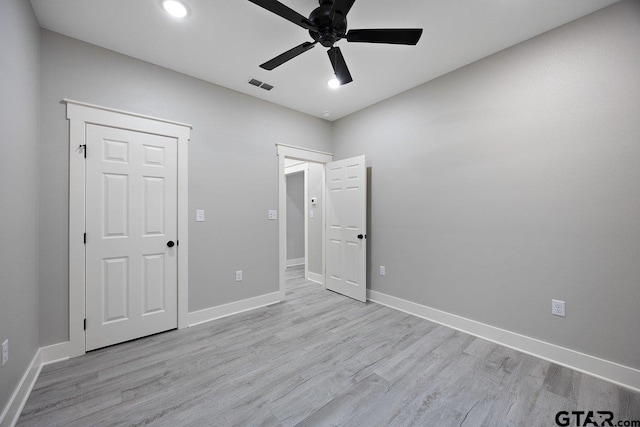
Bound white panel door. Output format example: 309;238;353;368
325;155;367;302
85;124;178;351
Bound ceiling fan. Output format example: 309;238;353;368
248;0;423;85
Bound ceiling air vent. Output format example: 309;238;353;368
248;78;275;91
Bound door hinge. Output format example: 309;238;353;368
83;319;86;330
80;144;86;158
84;233;86;244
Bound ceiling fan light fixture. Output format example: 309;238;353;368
328;77;341;89
163;0;188;18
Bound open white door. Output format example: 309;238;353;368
325;155;367;302
85;124;178;351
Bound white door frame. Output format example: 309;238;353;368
66;99;191;358
277;144;333;300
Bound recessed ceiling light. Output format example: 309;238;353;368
327;78;340;89
322;111;331;118
163;0;188;18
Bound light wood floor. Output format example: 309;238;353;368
19;267;640;426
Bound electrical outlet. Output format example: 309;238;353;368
2;339;8;366
268;210;277;220
552;299;566;317
379;266;386;276
196;209;205;222
236;270;243;282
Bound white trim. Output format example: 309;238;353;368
278;153;287;302
286;258;305;267
68;117;86;358
277;143;333;158
367;290;640;393
187;292;281;327
7;291;637;427
39;342;70;366
63;99;192;128
0;349;42;427
284;159;306;169
303;167;309;280
284;162;307;175
277;144;333;300
306;271;324;285
66;101;191;358
320;164;326;286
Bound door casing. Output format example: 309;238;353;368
67;99;191;358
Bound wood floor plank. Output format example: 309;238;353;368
18;266;640;426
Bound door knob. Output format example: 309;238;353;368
357;234;366;240
167;241;175;248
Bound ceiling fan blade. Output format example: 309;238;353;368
327;46;353;85
248;0;316;30
260;42;317;70
330;0;356;25
346;29;423;45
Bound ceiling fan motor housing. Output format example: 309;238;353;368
309;3;347;47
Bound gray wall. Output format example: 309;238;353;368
286;172;305;262
0;0;41;414
333;0;640;370
39;31;332;345
307;162;324;275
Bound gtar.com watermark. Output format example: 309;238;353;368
555;411;640;427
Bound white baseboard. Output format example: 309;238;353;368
306;271;323;285
187;291;282;327
367;290;640;393
7;290;636;427
40;342;70;366
286;258;305;267
0;349;42;427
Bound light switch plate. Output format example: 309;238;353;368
379;266;386;276
268;210;277;220
310;210;314;218
196;210;205;222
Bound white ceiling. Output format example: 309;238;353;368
30;0;619;121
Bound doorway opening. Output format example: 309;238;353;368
277;144;333;300
277;144;368;303
285;159;325;285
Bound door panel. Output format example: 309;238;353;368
143;176;165;235
325;155;367;302
143;254;165;314
86;124;178;351
103;257;129;322
103;174;128;237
